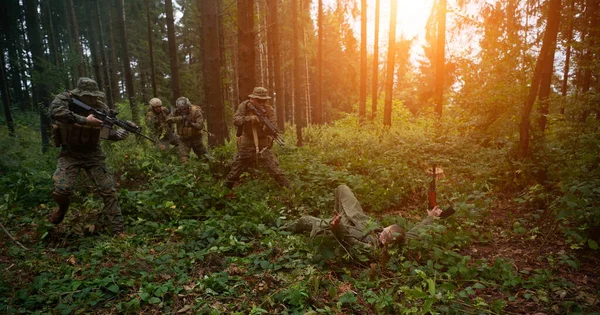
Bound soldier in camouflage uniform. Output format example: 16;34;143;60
166;97;207;162
285;185;453;248
48;77;129;235
145;97;177;150
225;87;289;189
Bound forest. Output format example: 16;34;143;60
0;0;599;313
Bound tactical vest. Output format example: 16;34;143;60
177;106;203;139
52;122;103;147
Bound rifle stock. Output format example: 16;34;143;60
246;103;285;147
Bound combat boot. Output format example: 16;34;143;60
49;193;71;224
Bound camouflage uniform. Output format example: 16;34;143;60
286;185;437;248
167;97;207;162
48;77;126;234
225;87;289;188
145;98;177;149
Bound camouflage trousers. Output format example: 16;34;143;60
52;154;124;234
178;136;207;162
225;143;289;187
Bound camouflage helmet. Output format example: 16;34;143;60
248;87;271;100
70;77;105;98
175;97;191;111
149;98;162;107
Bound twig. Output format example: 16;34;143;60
0;222;28;250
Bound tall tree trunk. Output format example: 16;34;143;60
61;0;76;87
238;0;255;105
371;0;380;120
359;0;367;121
165;0;181;100
383;0;398;127
68;0;85;77
95;0;113;107
561;0;574;109
106;0;120;105
268;0;285;130
518;0;561;158
434;0;446;117
0;44;15;136
315;0;323;124
87;1;103;90
537;0;563;132
2;0;25;108
292;0;303;146
145;0;157;98
24;0;50;152
116;0;139;124
202;0;226;146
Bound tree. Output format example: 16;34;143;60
106;0;120;104
68;0;85;77
315;0;323;125
371;0;380;119
359;0;367;121
268;0;285;130
24;0;51;152
238;0;255;105
0;41;15;136
201;0;226;145
116;0;139;124
95;0;113;107
145;0;157;98
293;0;303;146
434;0;446;117
165;0;181;100
519;0;562;158
383;0;398;126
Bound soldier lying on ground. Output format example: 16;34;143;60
284;185;454;248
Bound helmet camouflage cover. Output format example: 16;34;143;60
149;98;162;107
175;97;191;111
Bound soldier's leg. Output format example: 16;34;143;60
191;137;208;158
283;215;323;234
334;185;370;229
86;163;123;234
260;150;290;188
178;139;192;162
225;146;254;188
50;157;81;224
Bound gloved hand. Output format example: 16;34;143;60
115;129;129;140
167;116;184;123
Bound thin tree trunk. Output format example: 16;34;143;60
519;0;561;158
87;1;103;90
68;0;85;77
145;0;157;98
106;0;119;105
202;0;226;146
292;0;303;146
3;0;25;107
95;0;113;107
434;0;446;117
371;0;380;119
383;0;398;127
0;46;15;136
238;0;255;105
316;0;323;124
359;0;367;121
269;0;285;130
165;0;181;100
116;0;139;124
560;0;574;108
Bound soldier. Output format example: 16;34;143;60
285;185;454;248
145;97;177;150
166;96;207;162
48;77;129;235
225;87;289;189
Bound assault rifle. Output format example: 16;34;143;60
428;164;455;218
246;103;285;147
70;96;154;142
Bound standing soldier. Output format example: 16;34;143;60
166;96;207;162
225;87;290;189
48;77;129;235
145;98;177;150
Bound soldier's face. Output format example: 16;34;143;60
152;106;161;113
80;95;97;105
255;98;267;106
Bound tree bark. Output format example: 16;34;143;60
359;0;367;121
165;0;181;100
0;43;15;136
371;0;380;120
268;0;285;130
237;0;255;105
315;0;323;124
293;0;303;146
383;0;398;127
116;0;139;124
68;0;85;77
560;0;574;110
24;0;50;152
95;0;113;107
106;0;120;105
145;0;157;98
434;0;446;118
202;0;226;146
87;1;103;90
519;0;561;158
